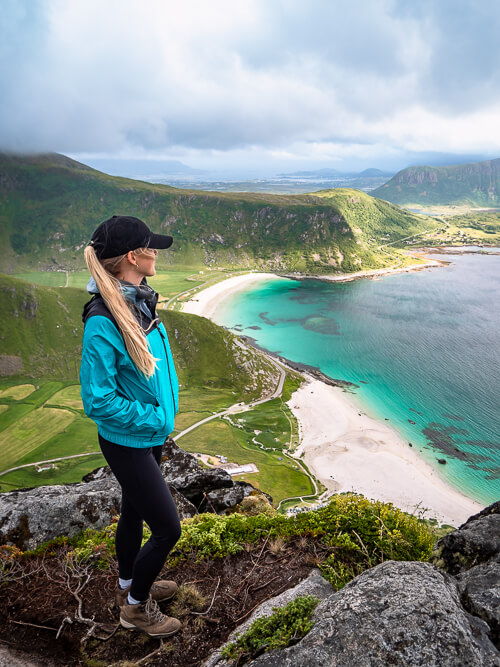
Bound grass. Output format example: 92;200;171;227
0;453;106;491
148;269;227;301
0;407;75;472
416;211;500;247
0;384;35;400
49;384;83;410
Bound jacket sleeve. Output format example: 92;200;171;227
80;316;167;436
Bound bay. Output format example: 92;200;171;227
213;254;500;505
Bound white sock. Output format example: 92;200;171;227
128;593;142;605
119;577;133;590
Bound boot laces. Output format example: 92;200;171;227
143;597;165;624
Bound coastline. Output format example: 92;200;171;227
181;270;484;526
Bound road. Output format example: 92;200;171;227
0;452;101;478
175;342;286;441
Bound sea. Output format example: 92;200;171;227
212;251;500;506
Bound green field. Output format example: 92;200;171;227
0;383;35;400
0;368;307;502
0;381;100;486
49;384;84;410
0;406;75;471
179;418;313;504
149;269;228;301
0;453;106;492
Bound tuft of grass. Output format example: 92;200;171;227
169;583;207;619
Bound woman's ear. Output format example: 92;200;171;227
126;250;137;266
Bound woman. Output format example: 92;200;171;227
80;215;182;637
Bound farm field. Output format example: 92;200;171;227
179;390;313;505
0;375;308;504
0;380;101;490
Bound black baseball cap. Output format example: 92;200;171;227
89;215;173;259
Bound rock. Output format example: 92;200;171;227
0;479;121;550
0;645;53;667
437;458;447;464
204;570;334;667
0;438;262;549
458;562;500;649
169;486;198;519
432;501;500;575
246;561;500;667
199;481;255;513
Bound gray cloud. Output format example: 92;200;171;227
0;0;499;166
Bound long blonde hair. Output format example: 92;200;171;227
84;245;157;378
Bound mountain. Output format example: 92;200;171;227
358;168;393;177
0;152;435;274
373;158;500;207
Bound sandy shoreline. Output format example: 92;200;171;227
182;270;484;526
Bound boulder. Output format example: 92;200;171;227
0;479;121;551
198;481;255;513
246;561;500;667
458;562;500;649
432;501;500;575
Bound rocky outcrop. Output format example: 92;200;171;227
245;561;500;667
432;500;500;651
0;438;262;550
432;500;500;575
209;501;500;666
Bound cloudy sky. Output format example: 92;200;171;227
2;0;500;174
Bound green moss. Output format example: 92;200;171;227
221;595;319;664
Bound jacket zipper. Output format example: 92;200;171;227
155;322;177;414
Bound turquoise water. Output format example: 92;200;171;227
213;254;500;505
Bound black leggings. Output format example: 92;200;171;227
98;435;182;602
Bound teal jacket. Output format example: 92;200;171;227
80;283;179;448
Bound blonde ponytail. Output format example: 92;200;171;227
84;245;157;378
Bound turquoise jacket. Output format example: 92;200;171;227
80;283;179;448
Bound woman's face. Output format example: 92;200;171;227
134;247;158;278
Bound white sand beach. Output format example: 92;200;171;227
182;271;484;526
288;378;482;526
182;272;278;319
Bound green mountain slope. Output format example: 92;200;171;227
373;158;500;207
0;153;434;274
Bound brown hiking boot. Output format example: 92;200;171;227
120;597;181;637
115;579;178;608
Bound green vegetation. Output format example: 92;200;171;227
374;158;500;207
22;492;436;591
0;406;75;471
0;384;35;400
167;493;435;589
221;595;320;664
314;188;438;258
148;269;227;302
1;152;436;275
417;210;500;246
